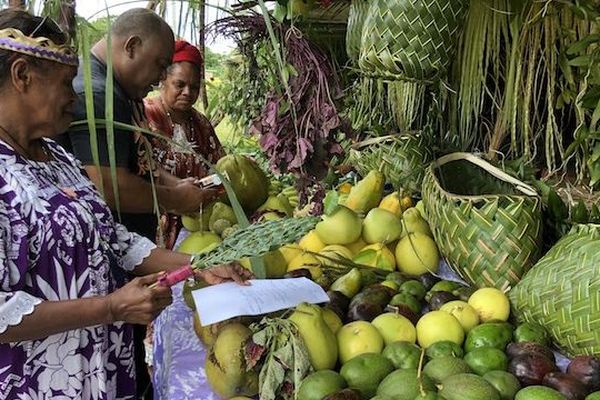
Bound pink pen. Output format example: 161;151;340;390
156;265;195;287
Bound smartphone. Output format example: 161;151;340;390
196;174;225;194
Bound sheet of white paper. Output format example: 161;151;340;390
192;278;329;325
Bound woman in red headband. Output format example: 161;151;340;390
144;40;225;249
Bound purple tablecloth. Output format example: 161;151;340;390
152;282;220;400
152;229;220;400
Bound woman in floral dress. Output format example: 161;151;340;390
144;40;225;250
0;10;250;400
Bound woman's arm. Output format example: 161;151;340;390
133;247;253;285
133;247;191;276
0;273;171;343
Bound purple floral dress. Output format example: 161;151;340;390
0;139;156;400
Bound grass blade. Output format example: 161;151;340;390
80;22;104;196
103;6;121;219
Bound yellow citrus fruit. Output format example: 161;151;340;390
337;321;384;364
440;300;480;332
416;311;464;348
468;287;510;322
346;237;368;256
371;313;417;345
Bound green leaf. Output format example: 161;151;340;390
103;12;120;219
323;190;340;215
591;204;600;223
258;352;286;400
286;64;298;78
273;4;287;22
590;141;600;163
589;161;600;187
559;53;575;86
588;145;600;187
566;34;600;55
582;87;600;109
80;24;103;196
569;55;592;67
564;140;581;158
547;189;568;221
572;201;589;223
591;100;600;131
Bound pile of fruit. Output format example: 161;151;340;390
176;154;299;262
181;167;600;400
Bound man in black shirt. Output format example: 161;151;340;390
60;8;217;241
59;8;219;399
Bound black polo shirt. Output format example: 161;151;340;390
58;54;157;241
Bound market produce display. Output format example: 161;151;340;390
177;162;600;400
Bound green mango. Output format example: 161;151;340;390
399;280;426;301
389;293;421;314
464;347;508;376
514;322;550;346
382;341;423;370
426;341;464;359
483;371;521;400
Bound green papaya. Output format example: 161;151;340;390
216;154;269;212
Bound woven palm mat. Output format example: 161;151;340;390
359;0;468;80
422;155;543;291
192;216;318;268
510;224;600;357
346;0;371;62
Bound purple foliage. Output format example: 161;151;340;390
212;13;345;182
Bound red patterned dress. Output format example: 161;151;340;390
144;97;225;249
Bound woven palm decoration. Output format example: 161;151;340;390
192;216;318;268
421;153;542;291
359;0;469;80
349;132;432;196
510;224;600;357
346;0;371;62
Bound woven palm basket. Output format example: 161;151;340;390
346;0;371;62
421;153;543;291
349;132;432;196
358;0;469;80
509;224;600;357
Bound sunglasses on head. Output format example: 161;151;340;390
29;15;66;40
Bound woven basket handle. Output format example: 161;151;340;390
434;153;538;197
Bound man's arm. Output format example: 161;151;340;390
84;165;219;214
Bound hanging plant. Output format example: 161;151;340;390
213;13;347;187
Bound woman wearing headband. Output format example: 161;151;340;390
144;40;225;249
0;9;250;400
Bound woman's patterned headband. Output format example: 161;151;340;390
0;28;78;66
